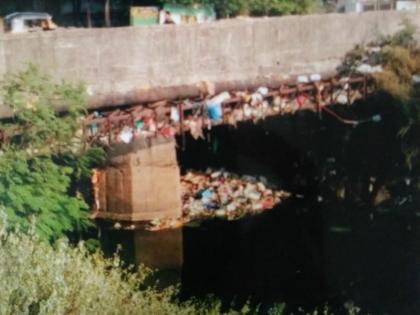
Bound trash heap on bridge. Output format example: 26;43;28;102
146;169;291;231
84;74;372;145
88;72;374;232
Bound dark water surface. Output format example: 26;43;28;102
102;98;420;315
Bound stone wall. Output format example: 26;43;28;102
0;11;419;116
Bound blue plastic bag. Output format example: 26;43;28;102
206;92;230;121
207;102;222;121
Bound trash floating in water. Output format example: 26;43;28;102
146;170;291;231
329;226;352;233
371;114;382;123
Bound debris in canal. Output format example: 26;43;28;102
329;226;352;233
146;170;291;231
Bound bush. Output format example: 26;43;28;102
247;0;320;16
0;213;366;315
374;45;418;102
337;18;420;170
160;0;320;18
0;214;254;315
380;17;417;50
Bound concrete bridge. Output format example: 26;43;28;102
1;10;420;224
88;73;373;225
1;10;419;116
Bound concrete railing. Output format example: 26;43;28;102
0;10;419;116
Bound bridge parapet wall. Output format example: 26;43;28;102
0;11;419;116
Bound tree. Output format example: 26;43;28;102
247;0;320;16
160;0;320;18
0;65;105;241
104;0;111;27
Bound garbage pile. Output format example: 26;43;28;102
338;45;384;76
180;89;299;141
147;170;291;231
85;72;373;146
87;87;303;146
337;42;420;101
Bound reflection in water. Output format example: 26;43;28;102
181;200;327;312
181;201;420;315
102;228;183;288
102;98;420;314
101;198;420;315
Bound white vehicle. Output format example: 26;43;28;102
3;12;57;34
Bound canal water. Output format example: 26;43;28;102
101;96;420;315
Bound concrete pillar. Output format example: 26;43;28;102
95;136;182;222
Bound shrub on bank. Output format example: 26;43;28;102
0;212;247;315
0;212;365;315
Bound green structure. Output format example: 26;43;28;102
130;6;159;26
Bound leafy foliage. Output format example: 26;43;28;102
161;0;320;17
373;22;420;169
0;64;86;157
0;153;90;240
0;215;249;315
0;65;104;241
247;0;320;16
374;45;418;102
379;17;418;50
0;215;363;315
336;44;367;76
338;18;420;170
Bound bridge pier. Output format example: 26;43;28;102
94;136;182;222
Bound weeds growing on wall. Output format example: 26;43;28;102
338;18;420;171
375;20;420;171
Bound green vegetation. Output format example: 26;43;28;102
0;214;240;315
339;18;420;171
2;21;419;315
374;21;420;171
0;213;365;315
161;0;321;18
0;65;105;241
